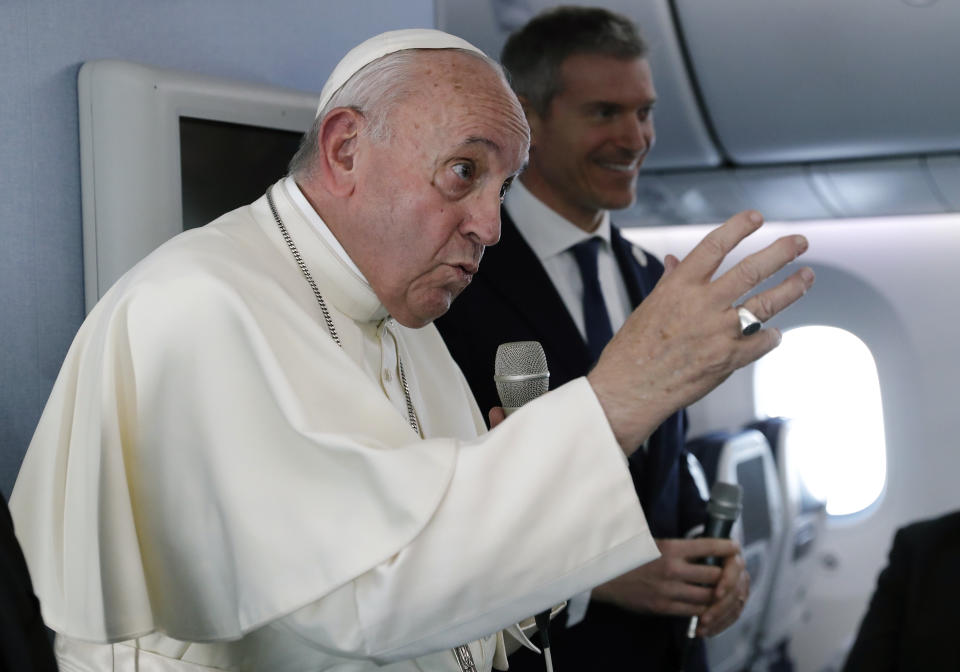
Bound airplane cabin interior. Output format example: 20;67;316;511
2;1;958;670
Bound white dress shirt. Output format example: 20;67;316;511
503;180;633;339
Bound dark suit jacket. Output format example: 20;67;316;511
435;207;708;672
843;511;960;672
0;495;57;672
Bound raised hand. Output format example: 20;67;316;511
588;210;814;454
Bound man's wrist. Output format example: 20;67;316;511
585;371;669;455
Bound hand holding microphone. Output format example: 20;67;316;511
697;482;750;638
680;481;743;671
701;481;743;566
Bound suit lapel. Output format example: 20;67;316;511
611;224;656;305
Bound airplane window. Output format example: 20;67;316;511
753;325;886;516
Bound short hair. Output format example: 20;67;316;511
500;6;648;117
289;48;504;180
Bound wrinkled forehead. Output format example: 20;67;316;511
405;50;509;101
391;51;530;167
405;51;530;149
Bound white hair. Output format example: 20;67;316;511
288;48;505;179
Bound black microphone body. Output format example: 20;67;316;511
701;514;738;567
701;480;743;553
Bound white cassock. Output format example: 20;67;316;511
10;178;658;671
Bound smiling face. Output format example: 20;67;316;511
341;51;529;328
521;53;657;231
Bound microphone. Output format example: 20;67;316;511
494;341;549;416
494;341;554;672
680;481;743;671
702;481;743;565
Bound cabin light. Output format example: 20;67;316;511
753;326;887;516
679;189;712;216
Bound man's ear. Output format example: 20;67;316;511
317;107;363;197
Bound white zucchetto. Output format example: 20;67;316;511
316;29;487;117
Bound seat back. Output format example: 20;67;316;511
746;417;828;665
687;429;784;672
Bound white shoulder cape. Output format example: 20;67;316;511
11;182;658;663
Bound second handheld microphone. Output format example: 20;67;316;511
680;480;743;672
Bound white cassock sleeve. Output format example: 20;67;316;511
10;196;658;664
279;378;656;663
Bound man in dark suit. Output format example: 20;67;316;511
435;6;749;671
843;510;960;671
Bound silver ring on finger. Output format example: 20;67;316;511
737;306;763;336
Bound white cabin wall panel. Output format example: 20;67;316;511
673;0;960;164
0;0;435;498
0;0;48;498
436;0;721;169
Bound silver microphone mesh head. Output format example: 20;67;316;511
707;481;743;521
494;341;549;409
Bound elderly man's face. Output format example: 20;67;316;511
525;54;656;231
348;52;529;328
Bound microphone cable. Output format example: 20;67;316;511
534;610;555;672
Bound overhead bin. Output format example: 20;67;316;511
436;0;721;169
928;156;960;210
673;0;960;165
625;166;837;226
733;167;838;221
627;171;747;225
627;157;959;226
809;158;950;217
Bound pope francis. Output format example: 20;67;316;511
10;29;814;672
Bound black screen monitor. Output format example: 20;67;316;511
180;117;304;231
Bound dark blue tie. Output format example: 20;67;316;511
571;237;614;364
